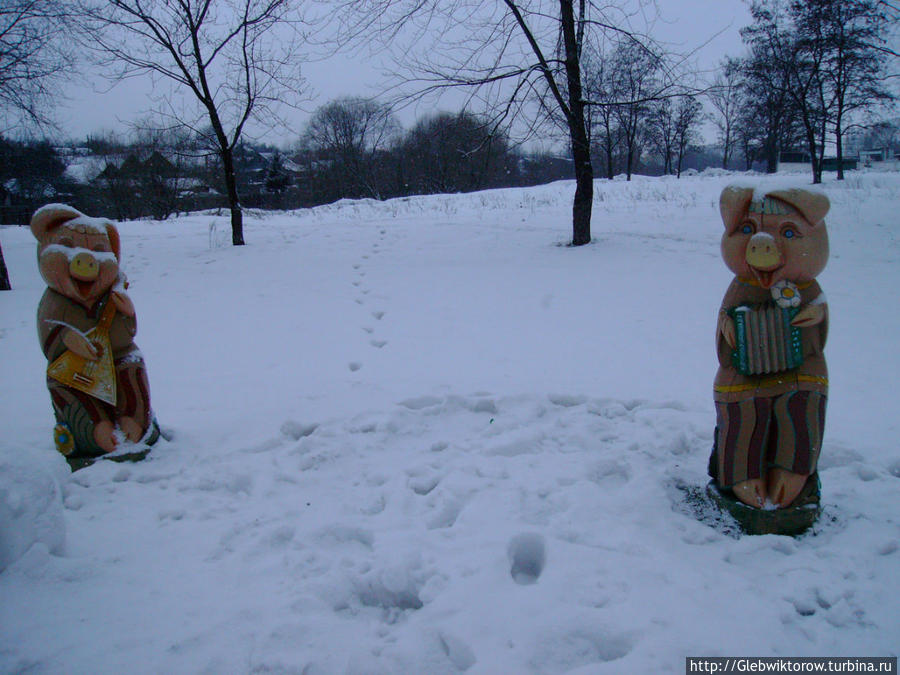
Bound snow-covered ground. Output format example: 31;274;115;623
1;172;898;673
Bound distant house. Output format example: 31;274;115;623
144;151;177;177
90;151;201;220
94;162;119;182
96;153;173;181
777;150;812;174
859;148;900;170
778;149;858;173
821;157;858;172
860;148;889;163
780;150;811;164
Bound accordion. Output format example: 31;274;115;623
730;303;803;376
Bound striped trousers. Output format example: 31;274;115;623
712;391;826;488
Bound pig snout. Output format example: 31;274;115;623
69;251;100;281
746;232;781;271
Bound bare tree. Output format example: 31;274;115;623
582;46;621;179
76;0;309;245
300;97;400;199
775;0;834;184
644;93;702;177
707;57;743;169
0;0;76;289
340;1;681;246
737;18;801;174
863;119;900;152
608;39;664;181
795;0;895;179
398;110;513;194
646;97;676;174
672;95;702;177
740;0;895;183
0;0;77;132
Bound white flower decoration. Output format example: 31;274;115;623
771;280;801;308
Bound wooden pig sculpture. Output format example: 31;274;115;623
710;185;829;514
31;204;159;459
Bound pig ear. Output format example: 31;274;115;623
766;188;830;226
719;186;754;231
105;222;121;260
30;204;83;241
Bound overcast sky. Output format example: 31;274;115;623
57;0;752;145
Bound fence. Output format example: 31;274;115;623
0;206;33;226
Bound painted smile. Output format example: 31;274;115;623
74;278;95;298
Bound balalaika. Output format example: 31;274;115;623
730;302;803;376
46;297;117;405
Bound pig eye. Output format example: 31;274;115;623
740;223;753;235
782;227;798;239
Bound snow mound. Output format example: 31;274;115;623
0;451;66;572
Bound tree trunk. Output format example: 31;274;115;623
207;105;245;245
805;126;822;184
835;119;845;180
602;121;614;179
571;140;593;246
0;241;11;291
220;145;245;245
765;135;778;174
722;127;731;170
560;0;593;246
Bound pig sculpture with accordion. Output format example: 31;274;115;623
31;204;159;463
710;185;830;524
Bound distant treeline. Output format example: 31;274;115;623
1;109;579;223
0;102;723;224
2;97;896;225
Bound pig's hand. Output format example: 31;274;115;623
111;290;135;317
62;328;99;360
718;312;736;349
791;303;826;328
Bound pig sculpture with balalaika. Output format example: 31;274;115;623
31;204;160;463
708;185;830;533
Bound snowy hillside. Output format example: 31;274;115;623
1;172;898;673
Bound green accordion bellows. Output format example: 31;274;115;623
730;303;803;376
